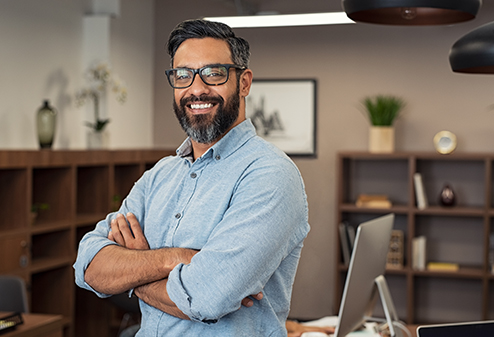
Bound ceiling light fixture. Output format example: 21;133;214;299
204;12;355;28
450;21;494;74
342;0;481;25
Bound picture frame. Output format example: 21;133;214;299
246;79;317;157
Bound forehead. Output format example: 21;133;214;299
173;37;233;68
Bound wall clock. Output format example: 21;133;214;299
433;131;457;154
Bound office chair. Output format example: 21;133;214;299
109;292;140;337
0;275;29;313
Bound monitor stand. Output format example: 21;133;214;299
367;275;401;337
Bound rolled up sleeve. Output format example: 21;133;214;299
73;215;118;298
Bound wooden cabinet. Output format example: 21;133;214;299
0;149;174;337
335;152;494;325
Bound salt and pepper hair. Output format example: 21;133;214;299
167;19;250;69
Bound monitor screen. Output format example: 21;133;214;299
334;213;395;337
417;320;494;337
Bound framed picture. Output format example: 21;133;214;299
246;79;317;157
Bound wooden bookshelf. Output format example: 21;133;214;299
0;149;174;337
335;151;494;325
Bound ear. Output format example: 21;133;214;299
238;69;253;98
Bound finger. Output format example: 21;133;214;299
241;297;253;307
252;292;263;300
110;218;125;246
116;213;135;241
108;230;115;242
126;213;143;238
287;333;303;337
126;212;150;249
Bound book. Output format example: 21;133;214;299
412;236;427;270
427;262;459;272
339;222;351;267
355;194;392;208
346;224;355;251
413;173;428;210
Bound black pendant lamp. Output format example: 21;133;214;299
342;0;481;25
450;21;494;74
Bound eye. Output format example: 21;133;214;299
175;69;192;81
202;66;227;78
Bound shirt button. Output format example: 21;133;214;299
215;155;221;160
175;213;181;219
190;172;197;178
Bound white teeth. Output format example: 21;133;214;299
190;103;213;109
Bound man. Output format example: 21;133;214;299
74;19;310;336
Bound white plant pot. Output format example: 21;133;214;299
87;130;109;149
369;126;395;153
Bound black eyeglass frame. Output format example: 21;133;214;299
165;64;246;89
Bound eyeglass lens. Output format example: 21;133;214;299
168;65;230;88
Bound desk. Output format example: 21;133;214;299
0;313;63;337
407;324;418;337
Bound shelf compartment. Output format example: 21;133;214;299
31;229;71;266
339;212;409;267
415;215;484;268
77;166;110;215
0;169;28;231
414;277;483;323
113;164;142;211
416;159;485;208
31;266;73;317
340;157;409;206
32;167;73;224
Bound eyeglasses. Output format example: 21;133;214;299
165;64;246;89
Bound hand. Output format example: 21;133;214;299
285;319;334;337
108;213;150;250
241;292;263;308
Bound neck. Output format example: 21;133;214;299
191;140;215;161
190;116;245;160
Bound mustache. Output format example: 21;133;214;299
180;94;224;106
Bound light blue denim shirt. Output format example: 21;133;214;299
74;119;310;336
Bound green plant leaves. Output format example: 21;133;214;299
362;95;405;126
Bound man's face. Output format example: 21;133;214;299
172;38;245;144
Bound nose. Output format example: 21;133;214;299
187;73;211;96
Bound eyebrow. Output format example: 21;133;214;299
172;63;230;70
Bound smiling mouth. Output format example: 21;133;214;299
189;103;214;110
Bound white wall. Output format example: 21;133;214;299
0;0;154;149
153;1;494;320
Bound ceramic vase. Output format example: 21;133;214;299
36;100;57;149
439;184;456;207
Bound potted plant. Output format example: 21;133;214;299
361;95;405;153
31;202;50;224
75;62;127;148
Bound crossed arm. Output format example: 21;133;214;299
84;213;262;320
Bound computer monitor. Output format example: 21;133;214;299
334;213;395;337
417;320;494;337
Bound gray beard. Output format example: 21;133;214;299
173;88;240;144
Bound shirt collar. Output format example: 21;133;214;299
176;119;257;161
